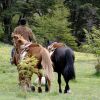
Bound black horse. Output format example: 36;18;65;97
48;42;75;93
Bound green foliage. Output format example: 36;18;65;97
0;0;56;43
32;4;77;49
18;56;38;78
28;0;56;15
83;27;100;67
17;56;38;86
64;1;100;44
0;0;99;50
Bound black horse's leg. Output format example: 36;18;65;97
64;80;71;93
58;73;62;93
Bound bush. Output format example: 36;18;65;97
17;56;38;87
84;27;100;58
83;27;100;72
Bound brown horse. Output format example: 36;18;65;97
12;34;53;92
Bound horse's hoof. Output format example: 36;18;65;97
59;89;62;93
67;89;71;94
45;87;49;92
45;80;49;92
64;89;71;94
31;86;35;92
38;87;42;93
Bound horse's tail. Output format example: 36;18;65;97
63;49;75;80
41;48;53;81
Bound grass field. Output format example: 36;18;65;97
0;42;100;100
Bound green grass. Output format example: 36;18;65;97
0;42;100;100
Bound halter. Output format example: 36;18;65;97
20;42;32;49
20;42;32;61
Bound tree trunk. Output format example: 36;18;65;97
1;0;14;43
3;16;12;43
26;0;29;3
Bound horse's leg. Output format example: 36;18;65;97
45;76;49;92
31;68;42;93
33;68;42;93
38;75;42;93
64;79;71;93
29;74;35;92
58;73;62;93
45;76;51;92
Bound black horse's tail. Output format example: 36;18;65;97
63;49;75;80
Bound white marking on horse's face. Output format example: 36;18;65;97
20;51;27;61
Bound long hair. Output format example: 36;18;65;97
40;47;53;81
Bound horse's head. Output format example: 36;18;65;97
18;35;27;45
12;33;20;43
12;33;28;46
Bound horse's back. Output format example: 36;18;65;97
52;47;74;60
28;44;42;57
51;47;74;72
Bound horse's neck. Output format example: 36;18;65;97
20;42;32;50
14;43;21;54
22;39;28;44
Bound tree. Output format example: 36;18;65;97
64;0;100;45
0;0;56;43
0;0;17;43
84;27;100;59
32;4;77;49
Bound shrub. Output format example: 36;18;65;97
83;27;100;72
17;56;38;87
